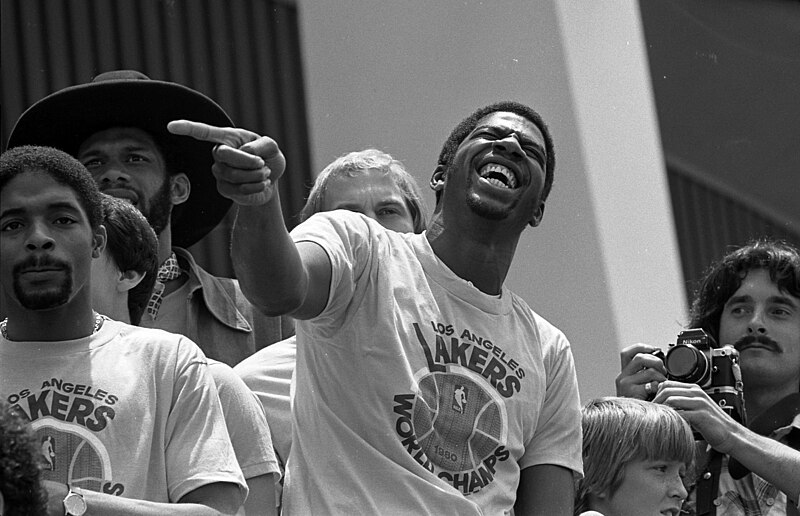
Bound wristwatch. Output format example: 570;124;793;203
63;487;87;516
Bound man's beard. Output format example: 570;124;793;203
12;257;73;310
143;178;174;236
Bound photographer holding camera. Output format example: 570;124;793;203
616;238;800;515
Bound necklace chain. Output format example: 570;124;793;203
0;312;104;340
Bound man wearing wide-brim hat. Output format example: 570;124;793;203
8;70;294;366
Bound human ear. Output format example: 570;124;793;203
171;173;191;206
430;165;446;192
92;225;107;258
116;270;146;293
528;202;545;227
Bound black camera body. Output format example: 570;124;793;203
661;328;746;426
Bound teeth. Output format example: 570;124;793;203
479;163;517;189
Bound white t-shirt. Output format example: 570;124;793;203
208;360;281;482
0;319;246;504
283;212;582;515
234;336;296;466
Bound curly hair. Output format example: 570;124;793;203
688;238;800;344
0;399;48;515
434;101;555;206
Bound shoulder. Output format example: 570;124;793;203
509;295;571;348
291;210;395;247
105;319;189;348
208;359;258;401
235;337;297;374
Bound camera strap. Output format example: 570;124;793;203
695;446;723;516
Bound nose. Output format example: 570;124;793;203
747;308;768;335
25;221;55;251
96;161;131;184
669;472;688;500
492;134;525;160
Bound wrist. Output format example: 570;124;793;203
63;486;87;516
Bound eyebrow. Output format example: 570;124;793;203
79;143;155;156
1;201;84;220
330;202;365;211
473;124;547;159
727;294;799;308
333;198;406;209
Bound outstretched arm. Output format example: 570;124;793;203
44;480;244;516
654;382;800;504
168;121;330;319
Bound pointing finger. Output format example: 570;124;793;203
167;120;260;148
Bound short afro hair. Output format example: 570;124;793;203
0;399;48;515
0;145;103;230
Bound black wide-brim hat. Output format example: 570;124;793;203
7;70;233;248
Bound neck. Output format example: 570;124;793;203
426;212;520;295
157;225;173;264
745;381;799;423
106;298;132;325
4;298;97;342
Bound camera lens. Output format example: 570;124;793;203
664;345;709;384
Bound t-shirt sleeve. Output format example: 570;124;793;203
210;361;281;480
290;211;377;331
233;338;295;467
519;326;583;476
164;340;247;503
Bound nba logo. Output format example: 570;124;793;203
452;385;467;413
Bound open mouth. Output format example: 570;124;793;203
478;163;518;189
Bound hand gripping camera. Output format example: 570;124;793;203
657;328;746;426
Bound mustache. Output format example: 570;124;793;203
100;182;142;196
13;255;70;274
734;334;780;352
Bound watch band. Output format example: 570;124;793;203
63;486;87;516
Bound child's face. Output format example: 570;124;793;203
597;458;687;516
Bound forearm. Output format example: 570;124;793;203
231;192;307;316
721;426;800;502
46;484;242;516
243;474;278;516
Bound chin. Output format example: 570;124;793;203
466;194;510;220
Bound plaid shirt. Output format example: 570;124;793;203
691;413;800;516
145;252;183;319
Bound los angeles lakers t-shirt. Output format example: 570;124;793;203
283;211;582;515
0;319;246;504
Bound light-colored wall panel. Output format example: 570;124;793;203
297;0;687;400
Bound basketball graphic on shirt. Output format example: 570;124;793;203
412;369;507;472
31;420;112;492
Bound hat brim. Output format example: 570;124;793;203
7;79;233;248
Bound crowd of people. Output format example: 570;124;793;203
0;70;798;516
